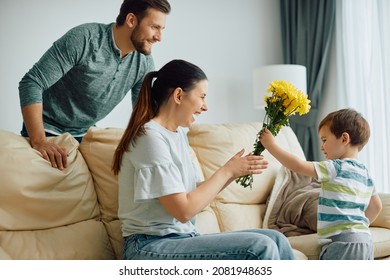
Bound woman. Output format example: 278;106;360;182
112;59;295;260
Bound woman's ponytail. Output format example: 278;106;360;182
112;71;158;175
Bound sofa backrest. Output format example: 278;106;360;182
187;122;306;232
78;127;124;260
0;130;100;230
0;129;113;259
187;122;306;204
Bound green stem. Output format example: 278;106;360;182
235;122;267;189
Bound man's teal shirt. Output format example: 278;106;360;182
19;22;155;136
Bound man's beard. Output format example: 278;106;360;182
131;27;152;55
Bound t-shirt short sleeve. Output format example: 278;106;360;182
130;127;193;202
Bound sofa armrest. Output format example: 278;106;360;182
370;193;390;229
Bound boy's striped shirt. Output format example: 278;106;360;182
313;159;375;238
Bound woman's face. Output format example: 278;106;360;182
179;79;208;128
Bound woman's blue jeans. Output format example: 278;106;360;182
123;229;295;260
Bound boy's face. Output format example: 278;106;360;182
319;125;346;160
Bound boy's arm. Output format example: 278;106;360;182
260;128;318;179
365;194;383;224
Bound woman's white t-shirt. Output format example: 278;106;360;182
118;120;201;237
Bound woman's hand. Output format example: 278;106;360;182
159;149;269;223
223;149;268;179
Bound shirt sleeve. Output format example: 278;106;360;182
313;160;336;183
18;25;87;106
134;162;185;201
130;131;186;201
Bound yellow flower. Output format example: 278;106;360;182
236;80;311;189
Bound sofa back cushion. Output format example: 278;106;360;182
0;130;100;230
187;122;305;205
78;127;124;259
79;127;123;223
371;193;390;229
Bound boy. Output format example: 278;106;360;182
260;108;382;260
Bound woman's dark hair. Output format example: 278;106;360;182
112;59;207;174
319;108;370;151
116;0;171;25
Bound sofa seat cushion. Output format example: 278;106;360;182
0;246;11;260
211;202;267;232
195;205;221;234
292;249;308;260
288;227;390;260
0;220;115;259
288;233;321;260
371;227;390;259
0;130;100;231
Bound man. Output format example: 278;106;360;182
18;0;171;170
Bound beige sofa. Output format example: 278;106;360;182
1;122;389;260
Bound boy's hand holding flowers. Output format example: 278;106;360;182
235;80;311;189
259;128;275;149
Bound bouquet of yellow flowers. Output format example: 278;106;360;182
236;80;311;188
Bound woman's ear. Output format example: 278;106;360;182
173;88;183;104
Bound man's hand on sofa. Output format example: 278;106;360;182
22;104;68;170
32;141;68;170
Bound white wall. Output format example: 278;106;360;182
0;0;283;133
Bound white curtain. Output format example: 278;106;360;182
336;0;390;193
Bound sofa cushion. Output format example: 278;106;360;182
0;220;114;259
195;205;221;234
288;233;321;260
288;227;390;260
371;193;390;229
187;122;305;205
292;249;308;260
78;127;124;259
79;127;123;224
0;246;11;260
211;202;267;232
371;227;390;259
263;167;319;236
0;130;100;231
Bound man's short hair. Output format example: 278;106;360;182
116;0;171;25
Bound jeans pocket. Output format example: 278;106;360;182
123;235;142;260
124;234;164;259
